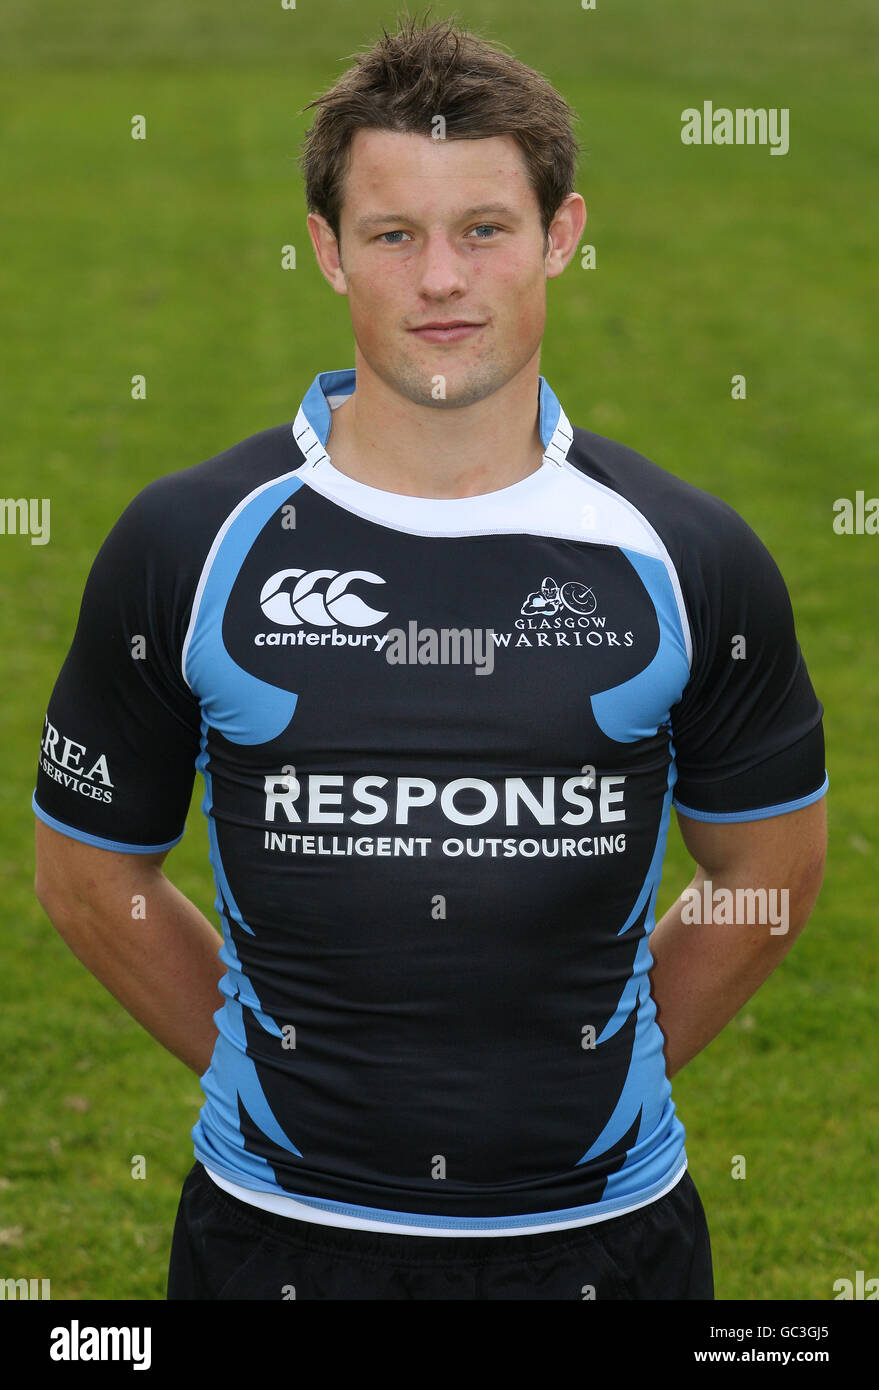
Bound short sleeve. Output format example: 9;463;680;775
32;482;202;852
670;501;827;822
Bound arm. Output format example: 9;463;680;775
34;818;225;1076
648;797;827;1078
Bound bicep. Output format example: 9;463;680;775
676;798;827;890
35;817;169;909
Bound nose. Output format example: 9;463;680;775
415;231;468;300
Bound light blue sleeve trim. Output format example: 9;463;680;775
32;793;184;854
674;771;828;824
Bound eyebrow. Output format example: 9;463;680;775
354;204;522;234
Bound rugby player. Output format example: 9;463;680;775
33;16;827;1300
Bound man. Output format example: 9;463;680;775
33;17;827;1301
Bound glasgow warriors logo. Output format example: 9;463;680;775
520;576;597;618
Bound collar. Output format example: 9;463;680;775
294;368;573;467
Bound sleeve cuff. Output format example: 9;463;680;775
673;771;828;824
32;793;184;854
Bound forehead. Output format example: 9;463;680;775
338;128;538;224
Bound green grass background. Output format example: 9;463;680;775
1;0;876;1300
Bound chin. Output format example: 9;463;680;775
387;361;519;411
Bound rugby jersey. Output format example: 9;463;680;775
33;369;827;1234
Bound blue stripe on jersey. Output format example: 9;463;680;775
576;765;682;1170
585;547;686;1129
32;795;184;853
185;476;305;743
581;548;690;1190
674;773;829;823
193;716;302;1179
591;549;690;743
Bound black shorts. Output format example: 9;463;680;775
167;1162;713;1300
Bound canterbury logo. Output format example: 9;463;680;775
259;568;388;627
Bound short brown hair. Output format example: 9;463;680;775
299;13;581;248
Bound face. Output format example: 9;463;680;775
307;129;583;411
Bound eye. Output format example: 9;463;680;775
377;230;411;244
469;224;500;239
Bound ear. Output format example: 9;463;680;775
307;212;349;296
544;193;587;279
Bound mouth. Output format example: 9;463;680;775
408;321;486;344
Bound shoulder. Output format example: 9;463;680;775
566;424;781;584
81;423;303;649
115;422;302;552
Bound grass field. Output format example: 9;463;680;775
1;0;876;1301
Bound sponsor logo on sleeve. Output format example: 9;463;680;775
39;719;114;803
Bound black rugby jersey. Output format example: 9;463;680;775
33;369;827;1234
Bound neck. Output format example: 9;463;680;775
324;351;547;498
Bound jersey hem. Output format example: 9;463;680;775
32;794;184;854
673;771;828;824
198;1158;689;1237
